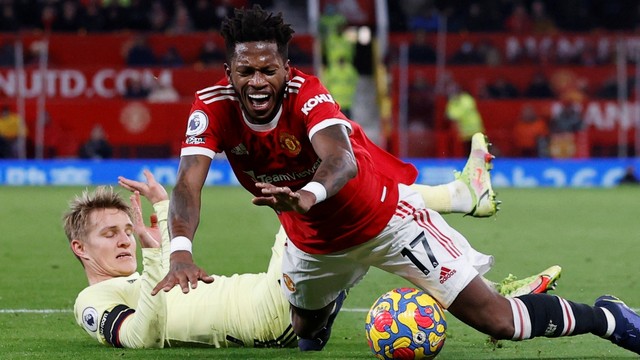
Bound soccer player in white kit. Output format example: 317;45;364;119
157;5;640;355
68;171;294;348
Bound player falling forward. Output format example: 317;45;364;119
157;6;639;355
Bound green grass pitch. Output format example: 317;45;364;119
0;185;638;359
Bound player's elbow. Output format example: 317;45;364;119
342;150;358;180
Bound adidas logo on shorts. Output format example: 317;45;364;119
439;266;457;284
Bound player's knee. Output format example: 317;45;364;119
448;287;516;340
484;315;515;339
290;304;331;339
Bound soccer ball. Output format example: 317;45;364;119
365;287;447;360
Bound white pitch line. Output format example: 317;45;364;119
2;307;639;314
0;309;72;314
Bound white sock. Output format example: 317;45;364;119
448;180;473;213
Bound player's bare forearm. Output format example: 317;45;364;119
168;184;201;240
310;124;357;197
313;150;357;197
168;155;209;240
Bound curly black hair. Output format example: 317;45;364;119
220;4;295;61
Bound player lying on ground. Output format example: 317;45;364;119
66;162;558;349
157;6;639;355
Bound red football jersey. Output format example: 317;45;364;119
181;68;418;254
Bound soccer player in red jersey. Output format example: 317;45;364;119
155;5;640;355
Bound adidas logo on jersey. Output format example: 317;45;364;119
439;267;456;284
230;143;249;156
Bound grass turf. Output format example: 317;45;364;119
0;185;638;359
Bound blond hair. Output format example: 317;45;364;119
63;186;131;261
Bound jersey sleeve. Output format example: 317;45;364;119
152;199;170;269
181;89;229;158
294;74;350;137
105;200;171;348
116;247;167;348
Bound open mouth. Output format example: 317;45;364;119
116;253;132;259
247;93;271;112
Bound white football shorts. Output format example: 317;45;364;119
280;183;493;310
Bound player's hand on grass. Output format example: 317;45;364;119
151;252;214;295
118;169;169;205
252;182;314;214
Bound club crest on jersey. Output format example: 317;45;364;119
279;132;301;156
283;273;296;292
82;307;99;332
186;110;208;136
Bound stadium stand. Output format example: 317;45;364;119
0;0;638;158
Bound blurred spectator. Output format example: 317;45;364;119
407;71;435;130
524;72;555;98
78;124;113;159
449;41;484;65
578;43;598;67
486;77;519;99
0;2;20;32
209;0;235;32
102;2;127;31
531;0;556;34
126;0;151;31
596;38;614;65
319;2;347;40
504;3;532;34
197;39;226;68
123;78;150;99
52;0;83;32
160;46;184;68
462;1;502;32
408;30;436;64
147;81;180;103
445;82;485;151
4;1;640;35
123;34;157;67
513;104;548;157
550;70;588;104
42;111;62;158
618;166;639;185
596;74;633;100
320;6;353;66
321;56;359;118
0;105;26;158
38;4;56;32
548;100;584;158
407;2;441;32
0;41;15;67
167;2;193;34
192;0;218;31
148;0;169;32
476;39;502;66
81;0;106;33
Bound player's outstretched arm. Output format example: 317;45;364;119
106;170;169;348
154;155;214;295
252;124;357;213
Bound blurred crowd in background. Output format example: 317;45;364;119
0;0;638;34
1;0;640;160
